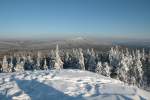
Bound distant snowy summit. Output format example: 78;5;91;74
66;37;89;43
0;69;149;100
70;37;86;41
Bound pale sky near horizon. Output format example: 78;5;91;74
0;0;150;39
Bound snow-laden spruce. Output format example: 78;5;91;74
54;44;63;69
0;69;149;100
108;46;145;87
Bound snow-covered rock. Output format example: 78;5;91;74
0;69;149;100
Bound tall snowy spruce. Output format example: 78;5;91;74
109;46;120;71
49;49;55;69
102;62;110;77
96;61;110;77
69;48;80;69
95;61;103;75
36;51;42;70
2;56;8;72
64;52;69;63
134;50;143;87
15;56;24;72
54;44;63;69
8;56;14;72
117;53;129;83
43;58;48;70
141;49;145;61
109;46;121;79
26;55;33;70
77;48;85;70
87;48;96;72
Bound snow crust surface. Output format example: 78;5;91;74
0;69;149;100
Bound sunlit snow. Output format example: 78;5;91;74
0;69;149;100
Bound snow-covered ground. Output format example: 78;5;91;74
0;69;149;100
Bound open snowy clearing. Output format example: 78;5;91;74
0;69;149;100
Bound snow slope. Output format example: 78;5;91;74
0;69;149;100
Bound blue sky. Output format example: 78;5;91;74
0;0;150;39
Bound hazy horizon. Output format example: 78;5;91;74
0;0;150;39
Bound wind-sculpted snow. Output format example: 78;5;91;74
0;69;149;100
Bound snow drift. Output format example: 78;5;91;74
0;69;149;100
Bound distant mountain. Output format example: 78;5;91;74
0;37;149;51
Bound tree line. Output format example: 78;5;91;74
0;45;150;89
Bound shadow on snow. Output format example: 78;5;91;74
0;76;146;100
0;78;85;100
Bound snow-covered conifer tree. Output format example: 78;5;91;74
15;56;24;72
135;50;141;60
109;46;122;79
2;56;8;72
132;50;143;86
36;51;41;70
15;56;20;71
27;55;32;63
19;61;25;71
78;48;85;70
86;49;91;55
141;49;145;61
102;62;110;77
8;57;13;72
50;50;55;58
132;50;136;60
91;48;95;57
117;53;129;82
0;62;2;72
48;49;55;69
95;61;103;74
64;52;69;63
109;46;120;69
87;49;96;72
22;55;27;62
54;44;63;69
84;49;91;70
43;58;48;70
26;55;33;70
125;48;129;57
